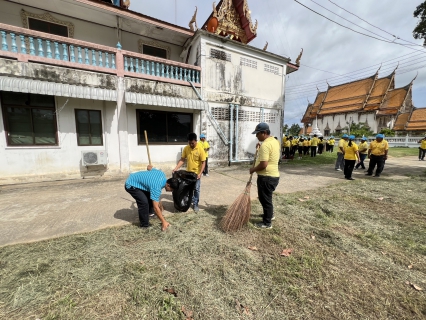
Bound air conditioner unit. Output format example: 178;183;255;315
81;150;107;166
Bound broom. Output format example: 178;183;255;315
144;130;163;213
220;147;259;232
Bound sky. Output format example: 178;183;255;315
129;0;426;126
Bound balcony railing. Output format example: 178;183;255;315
0;23;201;87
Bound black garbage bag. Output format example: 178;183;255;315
172;170;197;212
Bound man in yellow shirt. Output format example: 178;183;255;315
418;136;426;161
355;137;368;170
283;137;291;159
335;134;348;171
328;136;335;153
173;133;206;212
249;122;280;229
366;134;389;177
199;134;210;176
310;134;319;157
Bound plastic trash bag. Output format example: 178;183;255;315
172;170;197;212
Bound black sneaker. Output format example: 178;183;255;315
255;223;272;229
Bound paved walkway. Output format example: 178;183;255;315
0;156;424;247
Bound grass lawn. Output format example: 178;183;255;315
281;147;419;167
1;177;425;319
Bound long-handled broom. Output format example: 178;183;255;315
220;148;259;232
144;130;163;213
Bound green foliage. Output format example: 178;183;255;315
288;123;301;137
283;124;289;134
413;1;426;45
348;122;374;138
380;128;395;136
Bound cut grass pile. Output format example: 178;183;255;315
0;176;425;319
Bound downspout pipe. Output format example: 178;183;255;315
235;104;239;161
229;104;234;165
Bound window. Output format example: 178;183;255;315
210;49;231;62
28;18;69;37
137;110;192;144
1;92;57;146
324;130;330;136
75;109;103;146
143;45;167;59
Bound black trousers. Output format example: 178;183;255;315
303;146;309;155
298;146;303;155
203;157;209;175
355;154;367;169
291;146;298;156
311;146;317;157
284;147;290;159
325;144;329;152
419;148;426;160
344;159;356;178
257;175;279;226
329;145;334;152
125;186;152;227
367;155;385;176
318;144;324;154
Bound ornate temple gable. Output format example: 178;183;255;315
301;103;314;123
203;0;257;44
322;75;375;105
393;112;410;131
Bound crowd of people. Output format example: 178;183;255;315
123;122;425;232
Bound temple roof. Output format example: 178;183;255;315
300;70;413;122
405;108;426;131
202;0;257;44
393;112;410;131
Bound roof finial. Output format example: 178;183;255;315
326;80;330;87
263;41;268;51
295;48;303;65
189;6;198;31
316;85;320;92
411;72;418;83
376;63;382;74
394;62;399;72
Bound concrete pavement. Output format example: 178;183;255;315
0;156;424;247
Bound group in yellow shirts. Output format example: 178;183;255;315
418;136;426;161
282;135;337;160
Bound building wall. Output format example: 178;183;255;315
0;97;120;184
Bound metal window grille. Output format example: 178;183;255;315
264;64;279;75
210;49;231;62
240;57;257;69
211;107;230;121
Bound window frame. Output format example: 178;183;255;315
1;92;58;147
74;109;104;146
28;17;69;37
136;109;193;145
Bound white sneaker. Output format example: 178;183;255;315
336;168;342;171
205;174;209;176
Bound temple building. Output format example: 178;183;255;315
300;68;416;136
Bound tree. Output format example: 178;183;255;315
348;123;374;138
288;123;301;137
413;1;426;45
282;124;289;135
380;128;395;136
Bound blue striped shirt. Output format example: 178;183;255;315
125;169;167;202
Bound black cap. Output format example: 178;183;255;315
252;122;269;134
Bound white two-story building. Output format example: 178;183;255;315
0;0;297;184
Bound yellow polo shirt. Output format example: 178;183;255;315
303;140;309;147
284;140;291;148
182;144;206;174
255;137;280;177
337;139;348;154
358;142;368;154
344;143;359;160
311;137;319;146
328;139;335;145
198;140;210;157
291;139;298;146
369;140;389;156
421;140;426;149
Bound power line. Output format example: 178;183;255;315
293;0;426;54
327;0;423;47
286;51;425;91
